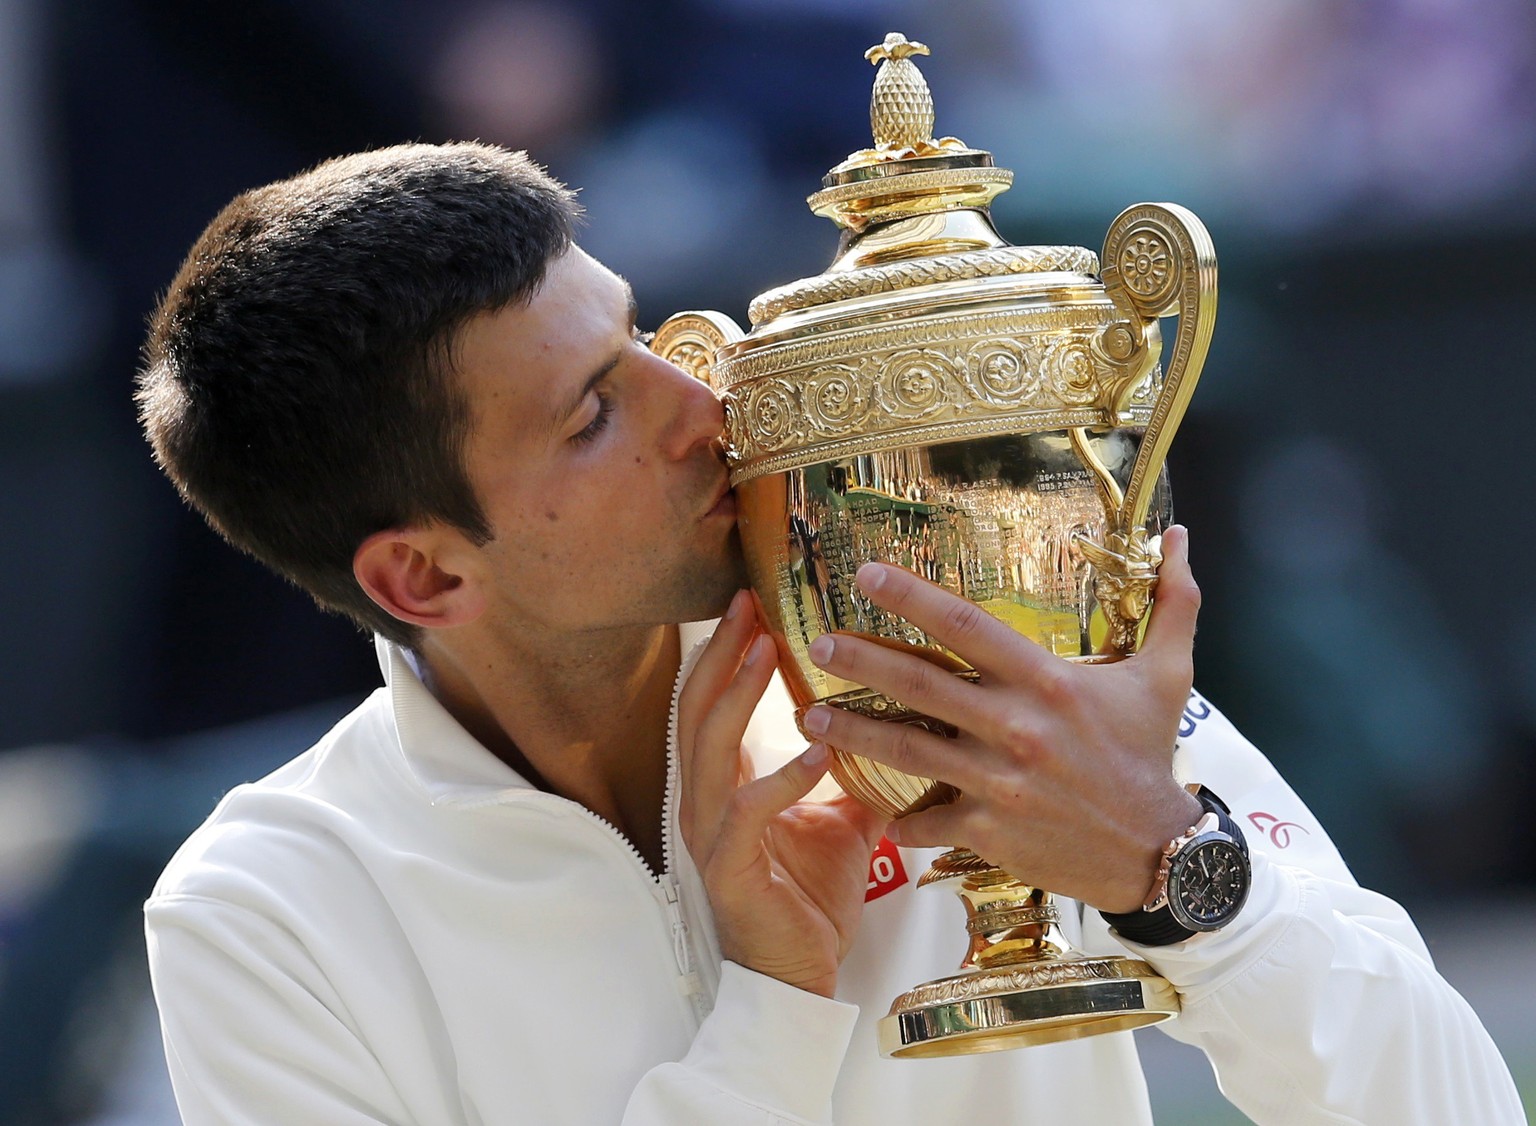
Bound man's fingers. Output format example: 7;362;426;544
885;799;969;851
820;792;892;849
803;705;985;795
708;743;832;874
886;798;1031;883
853;562;1049;681
1138;525;1200;680
685;634;778;858
806;631;983;736
677;590;756;759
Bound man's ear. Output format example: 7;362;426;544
353;527;486;630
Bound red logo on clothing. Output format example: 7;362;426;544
1248;811;1310;849
865;837;909;901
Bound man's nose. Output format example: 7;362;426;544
652;351;727;458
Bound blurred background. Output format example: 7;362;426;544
0;0;1531;1120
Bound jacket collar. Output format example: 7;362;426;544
374;624;719;807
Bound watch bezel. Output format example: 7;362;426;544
1165;830;1251;932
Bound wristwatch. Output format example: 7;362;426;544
1101;785;1251;946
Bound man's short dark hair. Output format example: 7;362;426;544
137;142;580;646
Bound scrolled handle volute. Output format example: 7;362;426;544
650;310;746;392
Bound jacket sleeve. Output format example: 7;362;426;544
622;961;859;1124
146;894;417;1124
1086;691;1524;1125
148;895;859;1126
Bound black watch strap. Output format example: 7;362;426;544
1100;786;1247;947
1100;895;1204;946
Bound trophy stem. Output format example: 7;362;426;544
876;849;1180;1058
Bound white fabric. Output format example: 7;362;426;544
145;630;1522;1124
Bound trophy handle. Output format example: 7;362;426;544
1100;203;1217;531
1074;204;1217;656
650;310;746;392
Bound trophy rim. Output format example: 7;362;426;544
877;956;1179;1058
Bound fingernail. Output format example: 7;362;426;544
803;706;831;735
1178;525;1190;561
724;589;746;620
856;562;886;592
743;635;769;667
885;822;903;844
808;634;835;666
803;741;828;766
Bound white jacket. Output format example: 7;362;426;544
144;628;1522;1124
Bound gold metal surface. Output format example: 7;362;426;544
865;33;934;150
747;245;1101;325
874;853;1179;1054
729;430;1171;798
652;31;1217;1057
878;957;1180;1057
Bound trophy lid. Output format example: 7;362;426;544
806;33;1014;237
743;33;1098;328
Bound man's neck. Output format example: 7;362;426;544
415;622;683;873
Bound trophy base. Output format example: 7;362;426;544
877;954;1179;1058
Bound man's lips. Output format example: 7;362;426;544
706;482;737;519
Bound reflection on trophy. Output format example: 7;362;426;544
653;32;1216;1058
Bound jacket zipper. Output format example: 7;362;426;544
463;627;716;1021
661;626;710;879
478;790;710;1023
661;876;706;1020
660;629;714;1021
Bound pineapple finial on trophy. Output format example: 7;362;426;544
810;32;1011;233
865;32;934;150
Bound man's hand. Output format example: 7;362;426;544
678;591;886;998
801;525;1205;915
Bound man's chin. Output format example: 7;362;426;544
675;543;750;623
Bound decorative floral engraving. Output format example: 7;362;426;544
712;304;1165;479
879;350;955;417
965;340;1034;401
802;365;868;434
808;167;1015;224
828;686;963;729
663;340;713;384
1120;233;1171;299
721;398;742;460
966;904;1060;935
745;381;798;452
890;957;1157;1012
1043;337;1101;406
729;406;1128;486
716;305;1110;389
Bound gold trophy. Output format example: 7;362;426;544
653;33;1216;1057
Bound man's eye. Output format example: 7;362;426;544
571;394;613;445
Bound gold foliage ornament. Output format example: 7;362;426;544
866;32;934;152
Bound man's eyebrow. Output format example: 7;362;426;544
545;279;639;438
622;278;639;330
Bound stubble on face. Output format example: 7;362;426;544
597;435;750;629
665;520;750;624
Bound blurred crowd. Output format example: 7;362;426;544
1;0;1533;1120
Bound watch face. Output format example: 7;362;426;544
1167;835;1250;932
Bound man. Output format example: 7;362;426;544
138;142;1522;1123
